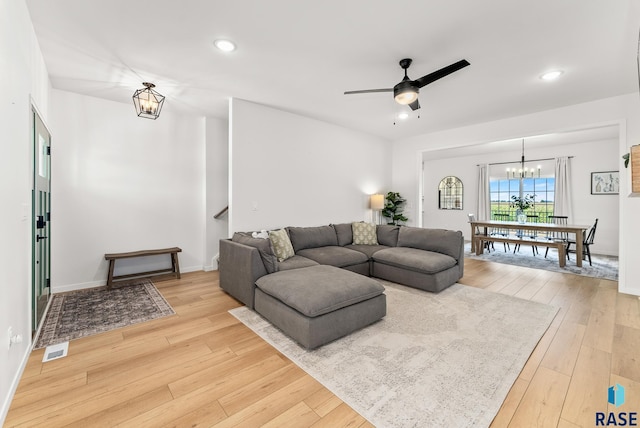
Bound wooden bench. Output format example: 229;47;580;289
105;247;182;288
473;235;567;267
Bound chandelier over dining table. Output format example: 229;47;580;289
506;139;541;178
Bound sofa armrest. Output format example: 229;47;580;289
219;239;268;309
457;233;464;278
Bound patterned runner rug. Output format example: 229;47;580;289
35;279;175;349
465;242;619;281
230;281;558;428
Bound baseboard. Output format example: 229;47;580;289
0;339;32;426
51;265;206;293
592;251;619;257
51;279;105;294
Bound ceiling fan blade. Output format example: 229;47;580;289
344;88;393;95
414;59;470;88
409;99;421;111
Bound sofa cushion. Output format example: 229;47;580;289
373;247;457;274
288;225;339;252
255;265;385;318
278;255;319;271
297;246;368;268
352;222;378;245
377;225;400;247
397;227;463;260
231;232;278;274
268;229;295;262
331;223;353;246
345;244;389;259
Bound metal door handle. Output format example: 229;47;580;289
36;235;47;241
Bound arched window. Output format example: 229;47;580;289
438;176;463;210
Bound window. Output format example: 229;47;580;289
489;176;555;221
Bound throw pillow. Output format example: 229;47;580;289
268;229;295;262
352;222;378;245
332;223;353;246
232;232;278;274
377;224;400;247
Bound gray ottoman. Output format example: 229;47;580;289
254;265;386;349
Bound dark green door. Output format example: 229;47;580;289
33;109;51;333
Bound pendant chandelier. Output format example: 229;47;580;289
132;82;165;119
506;139;541;179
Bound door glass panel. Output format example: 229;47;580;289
38;134;49;179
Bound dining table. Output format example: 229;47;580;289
469;219;592;267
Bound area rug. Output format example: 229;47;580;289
229;281;558;428
464;242;619;281
35;279;175;349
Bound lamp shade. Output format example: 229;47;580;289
133;82;165;119
370;194;385;210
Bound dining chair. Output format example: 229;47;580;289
491;212;511;252
566;218;598;266
544;215;568;258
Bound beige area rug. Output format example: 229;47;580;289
230;281;558;428
35;279;175;349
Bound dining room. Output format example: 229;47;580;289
420;125;620;278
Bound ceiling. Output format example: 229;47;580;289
25;0;640;141
422;124;620;160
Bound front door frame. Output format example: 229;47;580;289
31;105;51;334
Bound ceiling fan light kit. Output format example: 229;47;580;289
345;58;470;112
394;81;419;105
132;82;165;120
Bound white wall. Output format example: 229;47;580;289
229;99;391;232
392;93;640;295
50;90;207;292
0;0;51;423
205;116;229;270
422;138;619;255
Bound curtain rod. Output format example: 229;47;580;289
477;156;574;167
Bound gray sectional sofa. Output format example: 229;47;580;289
220;223;464;349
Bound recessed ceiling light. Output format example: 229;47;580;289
214;39;236;52
540;70;563;81
397;112;409;120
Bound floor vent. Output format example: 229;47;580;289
42;342;69;362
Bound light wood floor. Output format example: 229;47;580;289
5;259;639;427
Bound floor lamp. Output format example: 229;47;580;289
370;194;385;225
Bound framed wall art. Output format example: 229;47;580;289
591;171;619;195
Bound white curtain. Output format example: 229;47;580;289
477;164;490;220
554;157;573;221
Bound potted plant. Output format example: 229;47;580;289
510;194;535;223
381;192;409;225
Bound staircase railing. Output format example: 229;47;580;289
213;206;228;219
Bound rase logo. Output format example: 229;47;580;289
609;384;626;407
596;383;637;426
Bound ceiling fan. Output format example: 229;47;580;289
344;58;470;111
